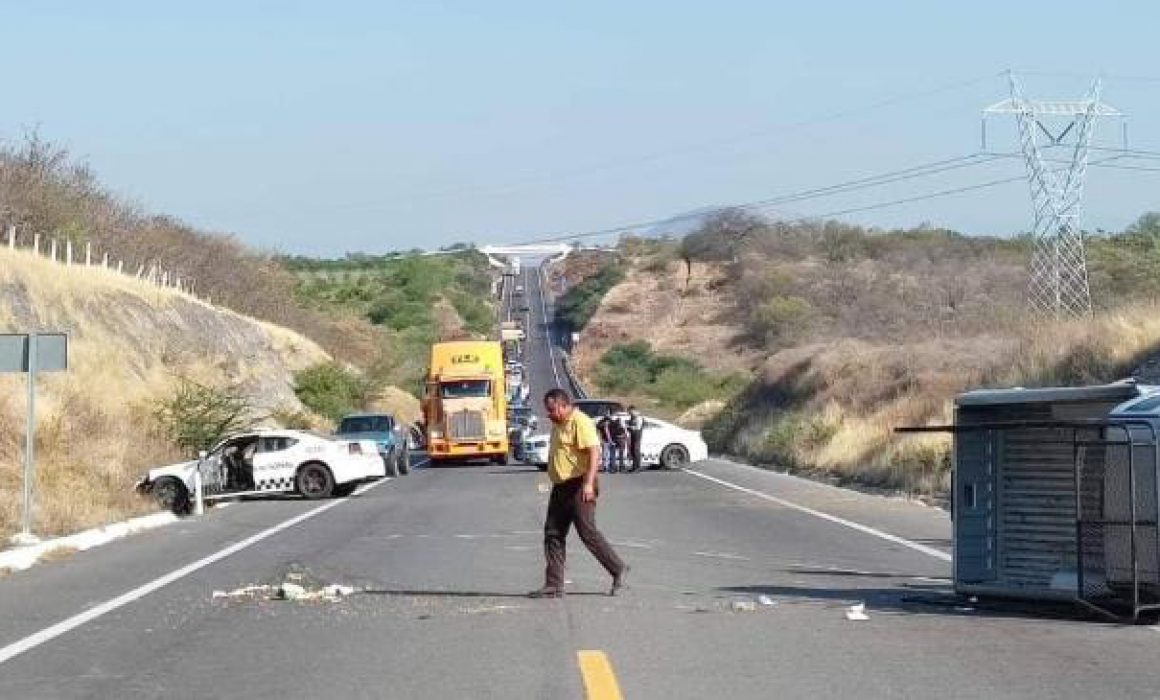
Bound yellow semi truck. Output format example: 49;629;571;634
423;340;509;464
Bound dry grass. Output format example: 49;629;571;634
705;305;1160;496
0;246;331;540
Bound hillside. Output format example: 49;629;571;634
0;246;329;540
563;212;1160;498
282;249;499;394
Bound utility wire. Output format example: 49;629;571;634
505;154;1131;246
366;73;1004;208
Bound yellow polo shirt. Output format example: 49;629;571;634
548;408;600;484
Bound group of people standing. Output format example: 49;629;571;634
596;407;645;473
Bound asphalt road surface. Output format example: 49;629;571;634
1;264;1158;699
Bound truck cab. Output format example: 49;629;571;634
335;412;411;477
424;341;509;465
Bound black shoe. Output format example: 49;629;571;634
527;586;564;599
610;565;630;596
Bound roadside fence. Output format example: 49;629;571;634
2;224;209;303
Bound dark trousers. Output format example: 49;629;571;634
543;478;624;588
630;430;643;471
614;439;628;470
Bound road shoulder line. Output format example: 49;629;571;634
682;467;952;562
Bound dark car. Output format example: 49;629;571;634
573;399;626;420
335;413;411;477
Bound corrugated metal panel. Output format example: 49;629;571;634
998;427;1079;591
448;410;486;441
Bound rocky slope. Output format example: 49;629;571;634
0;246;328;539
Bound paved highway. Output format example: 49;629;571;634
0;264;1157;699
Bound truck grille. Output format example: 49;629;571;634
449;410;486;441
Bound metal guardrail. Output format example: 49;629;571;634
561;352;588;400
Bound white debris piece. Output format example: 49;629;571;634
757;595;776;607
845;602;869;621
277;582;308;600
325;585;356;597
731;600;757;612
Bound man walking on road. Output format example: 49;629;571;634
529;389;629;598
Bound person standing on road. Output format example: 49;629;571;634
596;409;615;473
529;389;629;598
627;406;644;472
609;411;629;472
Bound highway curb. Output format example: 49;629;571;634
0;511;180;574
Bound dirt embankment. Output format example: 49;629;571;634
0;247;329;539
571;258;760;380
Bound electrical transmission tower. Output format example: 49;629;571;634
984;74;1122;319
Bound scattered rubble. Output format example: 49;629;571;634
845;602;869;621
731;600;757;612
212;581;358;603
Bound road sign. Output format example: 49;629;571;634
0;333;68;373
0;333;70;545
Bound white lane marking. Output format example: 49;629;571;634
681;467;952;563
0;459;428;666
536;264;562;388
692;550;750;561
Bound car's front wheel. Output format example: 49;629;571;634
151;476;190;514
660;444;690;470
297;463;335;499
383;451;400;478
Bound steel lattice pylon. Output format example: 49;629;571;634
985;75;1121;318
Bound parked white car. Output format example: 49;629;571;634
136;430;385;513
520;416;708;470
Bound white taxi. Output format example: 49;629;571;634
137;430;385;513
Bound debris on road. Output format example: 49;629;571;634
277;582;308;600
731;600;757;612
212;581;358;603
845;602;869;621
757;594;777;607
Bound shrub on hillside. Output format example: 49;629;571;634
554;260;625;332
596;341;745;410
155;378;255;455
293;362;369;424
749;295;814;344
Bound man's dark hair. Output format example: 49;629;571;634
627;405;636;412
543;388;572;405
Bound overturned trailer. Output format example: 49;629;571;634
912;381;1160;620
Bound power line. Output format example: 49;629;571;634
362;73;1004;210
503;154;1131;247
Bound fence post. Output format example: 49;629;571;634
50;239;58;262
85;242;92;267
32;234;40;255
65;240;73;265
6;225;14;249
102;252;109;268
117;260;124;274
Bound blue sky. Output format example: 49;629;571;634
2;1;1158;254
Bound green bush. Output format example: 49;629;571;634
555;261;626;332
293;362;369;424
595;341;746;410
749;295;813;342
155;378;255;455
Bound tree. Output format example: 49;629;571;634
155;378;255;455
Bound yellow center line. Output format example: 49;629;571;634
577;650;624;700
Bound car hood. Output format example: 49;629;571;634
146;459;199;482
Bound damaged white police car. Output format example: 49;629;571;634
136;430;385;513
